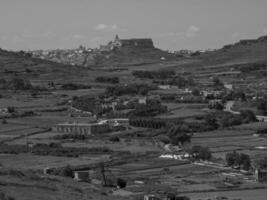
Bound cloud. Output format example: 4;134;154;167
93;24;119;32
185;25;200;38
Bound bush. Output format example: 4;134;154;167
6;77;33;90
58;165;73;177
257;96;267;115
130;101;167;117
132;69;175;79
167;125;192;146
1;119;7;124
95;76;119;84
240;110;258;123
105;83;156;96
255;157;267;169
7;107;16;113
189;145;212;160
225;151;251;170
129;118;167;129
156;135;170;144
61;83;91;90
109;136;120;142
0;192;16;200
116;178;127;188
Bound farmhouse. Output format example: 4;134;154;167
144;194;160;200
255;168;267;182
73;171;91;182
53;122;109;135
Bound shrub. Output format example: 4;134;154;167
105;83;156;96
58;165;73;177
7;107;16;113
156;135;170;144
1;119;7;124
255;157;267;169
109;136;120;142
6;77;33;90
61;83;91;90
189;145;212;160
257;96;267;115
240;110;258;123
132;69;175;79
95;76;119;84
0;192;16;200
116;178;127;188
225;151;251;170
167;125;192;146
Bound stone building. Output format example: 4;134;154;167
255;168;267;182
100;35;154;51
52;122;109;135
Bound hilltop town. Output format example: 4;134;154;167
29;35;184;68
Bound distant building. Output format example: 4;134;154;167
158;85;171;90
224;84;233;90
73;171;91;182
255;168;267;182
144;194;160;200
52;122;109;135
100;35;154;52
208;99;223;109
98;118;130;129
138;97;147;104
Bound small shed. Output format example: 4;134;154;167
255;168;267;182
144;194;160;200
73;171;90;182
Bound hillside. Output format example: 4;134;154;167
95;46;180;67
190;35;267;67
0;48;89;85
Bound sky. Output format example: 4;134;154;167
0;0;267;51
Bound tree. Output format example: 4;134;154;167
7;107;16;113
7;77;32;91
192;88;200;96
1;119;7;124
167;125;192;146
240;110;258;123
226;151;239;167
225;151;251;170
204;114;219;129
213;77;224;88
257;96;267;115
116;178;127;188
109;136;120;142
59;165;73;177
255;157;267;169
99;163;107;186
239;153;251;170
189;145;212;160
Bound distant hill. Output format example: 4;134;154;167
95;46;179;67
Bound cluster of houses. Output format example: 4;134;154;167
29;45;96;67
